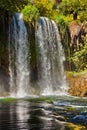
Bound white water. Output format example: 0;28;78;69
8;14;67;97
36;17;67;95
9;13;30;97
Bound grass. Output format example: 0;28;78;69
66;69;87;77
72;69;87;76
0;97;16;102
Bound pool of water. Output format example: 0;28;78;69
0;96;87;130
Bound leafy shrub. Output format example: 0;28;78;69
69;43;87;71
22;5;40;22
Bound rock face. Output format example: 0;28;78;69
0;11;9;96
0;10;9;73
66;72;87;97
0;69;9;96
66;22;87;71
69;22;86;52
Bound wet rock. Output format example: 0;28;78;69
71;115;87;125
0;69;9;96
50;115;66;122
55;115;66;121
53;101;70;107
81;112;87;115
28;107;66;130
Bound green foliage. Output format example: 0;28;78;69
28;96;52;103
57;17;70;58
28;0;58;21
55;14;66;23
0;97;16;102
22;5;40;22
0;0;29;12
69;42;87;71
0;0;87;22
67;69;87;77
22;0;58;22
59;0;87;21
31;0;54;18
0;0;56;19
58;0;87;71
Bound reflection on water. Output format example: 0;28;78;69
0;100;65;130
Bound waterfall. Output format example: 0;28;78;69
36;17;67;95
8;14;67;97
9;13;30;97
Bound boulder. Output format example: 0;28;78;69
71;115;87;125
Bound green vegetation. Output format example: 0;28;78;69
0;0;28;12
0;0;87;24
26;96;53;103
22;5;39;22
0;97;16;102
67;69;87;77
22;0;58;21
69;44;87;71
58;0;87;72
31;0;54;18
59;0;87;21
0;0;87;72
65;123;86;130
1;0;86;24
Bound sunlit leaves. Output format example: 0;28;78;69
30;0;54;18
22;0;57;22
22;5;40;22
59;0;87;21
70;43;87;71
0;0;28;11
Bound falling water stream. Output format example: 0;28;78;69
36;17;67;95
9;13;30;97
9;13;67;97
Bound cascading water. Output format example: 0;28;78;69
36;17;67;95
8;14;67;97
9;13;30;97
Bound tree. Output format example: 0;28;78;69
29;0;56;19
69;33;87;71
22;0;58;22
59;0;87;21
0;0;29;12
22;5;39;22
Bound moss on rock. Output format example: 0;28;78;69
65;123;86;130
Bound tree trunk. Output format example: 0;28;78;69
73;12;78;20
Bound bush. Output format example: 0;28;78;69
69;43;87;71
22;5;40;22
